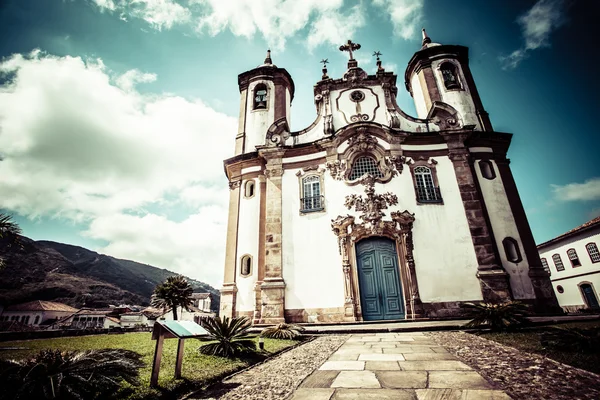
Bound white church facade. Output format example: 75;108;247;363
219;33;559;323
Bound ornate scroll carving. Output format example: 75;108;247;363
344;176;398;232
347;130;378;154
264;168;284;178
325;160;347;180
324;115;334;135
228;180;241;190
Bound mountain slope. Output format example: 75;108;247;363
0;237;220;311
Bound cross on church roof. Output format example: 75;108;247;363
339;40;361;60
320;58;329;67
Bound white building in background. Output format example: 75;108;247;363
219;32;560;324
538;216;600;313
0;300;78;326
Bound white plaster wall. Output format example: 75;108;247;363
330;86;388;131
280;153;483;310
406;157;483;302
244;80;275;152
475;159;535;299
411;73;428;119
539;228;600;308
432;60;482;130
235;178;260;311
281;168;347;309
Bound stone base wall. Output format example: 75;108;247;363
235;310;254;319
284;307;350;323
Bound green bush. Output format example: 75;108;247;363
198;316;256;358
462;301;529;331
0;348;144;400
260;323;305;340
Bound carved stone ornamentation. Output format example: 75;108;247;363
344;176;398;231
325;159;347;180
228;180;242;190
385;155;406;174
350;114;370;122
264;168;284;178
324;115;334;135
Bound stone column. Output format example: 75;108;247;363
220;179;241;318
258;148;286;324
442;132;512;302
332;215;357;321
253;175;267;324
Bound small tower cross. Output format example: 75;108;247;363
339;40;361;60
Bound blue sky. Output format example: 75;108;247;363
1;0;598;286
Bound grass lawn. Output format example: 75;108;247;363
480;320;600;374
0;332;299;399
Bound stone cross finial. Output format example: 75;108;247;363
320;58;329;68
339;40;361;60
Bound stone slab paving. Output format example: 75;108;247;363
290;332;511;400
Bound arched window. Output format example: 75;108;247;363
414;166;442;203
240;255;252;276
34;315;40;324
586;242;600;263
567;248;581;267
244;180;255;199
540;258;550;275
479;160;496;180
301;175;323;212
253;83;268;110
349;156;383;180
440;62;460;90
552;253;565;271
503;237;522;263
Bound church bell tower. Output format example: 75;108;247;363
405;29;493;131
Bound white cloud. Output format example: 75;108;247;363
306;4;366;51
372;0;424;40
551;177;600;202
0;50;236;284
92;0;191;30
92;0;117;11
500;0;566;69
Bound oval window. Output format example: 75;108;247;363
557;285;564;294
479;160;496;180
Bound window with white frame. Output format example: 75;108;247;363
586;242;600;263
349;156;383;180
414;166;442;203
540;258;550;275
567;248;581;267
552;253;565;271
301;175;324;212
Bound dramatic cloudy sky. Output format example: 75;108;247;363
1;0;598;286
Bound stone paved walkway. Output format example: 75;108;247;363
289;332;512;400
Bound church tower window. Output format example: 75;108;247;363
440;62;460;90
479;160;496;180
253;83;268;110
240;255;252;276
502;237;522;263
301;175;324;212
552;253;565;271
244;180;255;199
349;156;383;180
413;166;442;203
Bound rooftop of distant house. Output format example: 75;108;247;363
538;216;600;249
4;300;79;312
191;293;211;300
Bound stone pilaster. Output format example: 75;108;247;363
220;179;241;318
442;132;511;302
253;175;267;324
258;148;286;323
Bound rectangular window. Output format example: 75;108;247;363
552;254;565;271
301;175;324;212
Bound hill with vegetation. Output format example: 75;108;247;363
0;237;220;311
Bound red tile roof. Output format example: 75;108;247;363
191;293;211;299
5;300;78;312
538;216;600;249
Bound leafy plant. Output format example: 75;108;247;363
462;301;529;331
0;348;144;400
540;327;600;353
151;275;194;320
198;316;256;358
260;323;305;340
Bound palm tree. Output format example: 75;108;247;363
0;348;144;399
0;213;22;240
151;275;194;320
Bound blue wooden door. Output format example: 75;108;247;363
581;284;599;309
356;237;405;320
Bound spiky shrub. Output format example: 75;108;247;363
0;348;144;400
198;316;256;358
462;301;529;331
260;323;305;340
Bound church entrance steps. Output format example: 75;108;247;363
290;332;511;400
